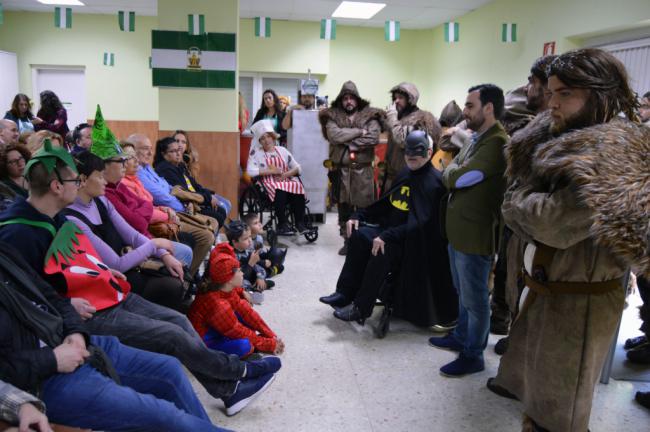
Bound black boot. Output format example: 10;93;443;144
494;337;509;355
635;391;650;409
486;377;518;400
333;303;365;325
374;306;392;339
338;237;349;256
627;344;650;364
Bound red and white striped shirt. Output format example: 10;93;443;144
260;148;304;201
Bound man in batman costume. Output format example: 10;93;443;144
319;130;458;332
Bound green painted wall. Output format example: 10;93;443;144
1;0;649;123
0;11;158;121
421;0;650;114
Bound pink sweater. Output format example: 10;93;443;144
121;175;171;223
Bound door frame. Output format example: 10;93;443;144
31;64;86;114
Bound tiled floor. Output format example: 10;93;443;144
193;214;650;432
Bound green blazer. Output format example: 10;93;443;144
442;122;508;256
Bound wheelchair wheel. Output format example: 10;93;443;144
304;229;318;243
239;185;263;222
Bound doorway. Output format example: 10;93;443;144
31;67;87;130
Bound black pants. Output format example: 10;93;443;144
274;190;305;228
199;205;226;228
491;226;512;323
638;275;650;337
337;202;356;237
125;269;186;312
335;226;402;318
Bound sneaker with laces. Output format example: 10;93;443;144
244;356;282;378
223;373;275;416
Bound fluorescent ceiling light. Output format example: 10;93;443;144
332;1;386;19
38;0;85;5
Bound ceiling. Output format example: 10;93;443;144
2;0;493;29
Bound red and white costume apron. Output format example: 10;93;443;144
261;148;304;201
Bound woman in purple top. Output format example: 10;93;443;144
34;90;69;138
64;152;189;311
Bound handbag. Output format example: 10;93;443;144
148;221;180;240
178;210;219;233
171;185;204;204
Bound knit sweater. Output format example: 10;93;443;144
188;287;277;353
121;174;171;223
105;180;154;237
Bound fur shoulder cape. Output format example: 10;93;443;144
318;106;385;140
505;111;650;276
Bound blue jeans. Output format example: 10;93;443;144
448;245;493;359
171;240;193;268
42;335;232;432
204;328;253;358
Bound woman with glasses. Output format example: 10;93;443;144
0;144;31;199
154;137;227;228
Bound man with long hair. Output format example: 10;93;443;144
489;48;650;431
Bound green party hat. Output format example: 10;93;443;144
24;139;78;180
90;105;122;160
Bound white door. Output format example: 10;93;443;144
32;68;87;130
0;51;19;114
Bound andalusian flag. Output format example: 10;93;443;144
444;22;459;43
54;7;72;29
501;23;517;43
255;17;271;38
385;20;400;42
151;30;236;89
103;52;115;66
118;11;135;32
320;19;336;40
188;14;205;35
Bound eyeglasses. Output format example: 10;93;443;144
57;176;82;187
105;158;127;166
7;156;25;166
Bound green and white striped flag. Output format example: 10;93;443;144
255;17;271;38
320;19;336;40
501;23;517;43
0;3;4;26
103;52;115;66
151;30;236;89
54;7;72;29
444;22;459;43
385;20;400;42
118;11;135;32
188;14;205;35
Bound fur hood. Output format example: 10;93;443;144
319;102;385;140
385;109;441;142
506;112;650;276
390;82;420;105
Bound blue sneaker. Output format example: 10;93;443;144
223;372;275;416
428;334;463;352
440;354;485;377
244;356;282;378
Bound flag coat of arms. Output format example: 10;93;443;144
55;7;72;29
255;17;271;38
119;11;135;32
444;22;459;43
502;23;517;43
151;30;236;89
188;14;205;35
385;20;400;42
321;19;336;40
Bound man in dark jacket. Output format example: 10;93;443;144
319;81;384;255
319;131;457;331
0;242;233;431
429;84;508;377
0;141;279;416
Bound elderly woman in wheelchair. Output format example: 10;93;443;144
246;120;309;236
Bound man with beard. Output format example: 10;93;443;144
281;90;317;131
319;81;384;255
429;84;508;377
491;55;556;342
488;48;649;431
382;83;439;191
319;130;457;333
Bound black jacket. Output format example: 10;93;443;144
356;162;458;327
155;160;214;204
252;109;287;143
0;243;88;393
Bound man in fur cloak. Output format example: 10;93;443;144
319;81;384;255
489;48;650;432
383;82;440;191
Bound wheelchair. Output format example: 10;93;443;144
238;177;318;246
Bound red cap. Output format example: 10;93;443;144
208;243;240;284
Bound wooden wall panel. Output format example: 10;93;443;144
88;120;160;143
160;130;240;218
